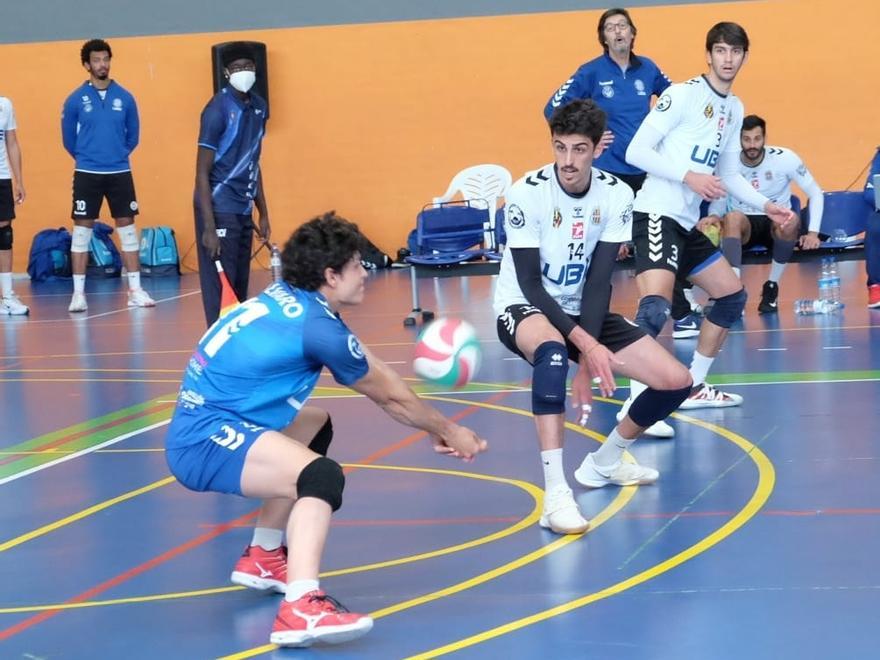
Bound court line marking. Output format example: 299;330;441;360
403;412;775;659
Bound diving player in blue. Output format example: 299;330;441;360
165;212;487;648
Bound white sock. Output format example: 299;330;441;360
768;260;786;283
592;427;634;467
73;274;86;294
540;448;567;491
732;266;741;279
689;350;715;387
0;272;12;297
285;579;320;602
251;527;284;551
127;271;142;291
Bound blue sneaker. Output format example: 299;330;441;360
672;313;701;339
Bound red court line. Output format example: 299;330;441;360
0;389;510;641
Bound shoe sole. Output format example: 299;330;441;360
230;571;286;593
869;303;880;309
270;618;373;647
574;470;658;488
538;516;590;535
672;329;700;339
128;302;156;307
679;399;742;409
757;306;778;314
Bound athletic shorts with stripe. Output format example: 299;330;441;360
632;211;721;278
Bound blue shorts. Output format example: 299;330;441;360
165;415;267;495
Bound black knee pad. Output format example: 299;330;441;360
635;295;671;338
707;288;747;328
531;341;568;415
0;224;11;250
627;384;693;428
297;457;345;512
308;416;333;456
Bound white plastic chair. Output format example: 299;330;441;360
432;164;512;251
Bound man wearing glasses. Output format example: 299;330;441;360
194;42;272;326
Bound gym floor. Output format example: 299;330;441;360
1;260;878;659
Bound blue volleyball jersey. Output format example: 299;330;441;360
167;283;368;448
197;86;268;214
544;53;670;176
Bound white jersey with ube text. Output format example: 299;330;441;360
709;146;819;216
493;164;633;317
633;75;744;229
0;97;17;180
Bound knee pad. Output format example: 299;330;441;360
531;341;568;415
297;456;345;512
707;288;747;328
116;223;139;252
635;295;671;338
71;225;93;253
0;224;11;250
307;416;333;457
627;383;693;428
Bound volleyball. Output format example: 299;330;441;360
412;318;482;388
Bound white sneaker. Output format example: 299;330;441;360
617;397;675;439
679;383;743;409
68;292;88;312
128;288;156;307
1;293;29;315
539;485;590;534
574;453;659;489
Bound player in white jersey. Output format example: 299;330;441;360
623;22;796;413
494;99;693;535
0;96;27;315
700;114;823;313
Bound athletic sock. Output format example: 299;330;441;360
0;272;12;297
251;527;284;551
285;579;320;602
127;271;142;291
689;350;715;387
540;448;567;491
591;428;634;467
73;273;86;294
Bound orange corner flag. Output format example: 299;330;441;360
215;260;240;318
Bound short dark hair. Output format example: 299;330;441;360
597;8;637;53
282;211;365;290
81;39;112;64
221;41;256;68
548;99;606;145
705;22;749;52
742;114;766;133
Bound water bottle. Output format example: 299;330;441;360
793;298;835;315
817;258;833;305
269;243;283;282
826;258;842;309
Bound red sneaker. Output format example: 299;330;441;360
270;590;373;647
230;545;287;593
869;284;880;309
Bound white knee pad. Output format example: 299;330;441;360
116;224;139;253
71;225;93;253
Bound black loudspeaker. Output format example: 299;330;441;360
211;41;270;116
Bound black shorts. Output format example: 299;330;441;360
71;171;139;220
496;304;645;363
742;214;774;250
0;179;15;221
632;211;721;278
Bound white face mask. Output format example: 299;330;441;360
228;70;256;93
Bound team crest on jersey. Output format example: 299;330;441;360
507;204;525;228
347;334;365;360
112;98;123;112
591;208;601;225
655;94;671;112
765;171;773;181
797;163;807;176
552;207;562;228
573;206;584;219
703;104;714;119
572;221;584;239
634;79;646;96
601;84;614;98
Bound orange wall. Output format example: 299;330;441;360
1;0;878;271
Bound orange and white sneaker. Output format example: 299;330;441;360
679;383;743;409
230;545;287;593
270;590;373;647
868;284;880;309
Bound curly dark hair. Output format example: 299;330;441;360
81;39;112;64
548;98;606;145
705;22;749;52
282;211;365;290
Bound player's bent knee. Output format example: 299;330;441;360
116;223;139;253
531;341;568;415
297;456;345;512
71;225;93;253
627;383;693;428
707;288;747;328
308;416;333;456
0;224;11;250
634;295;670;338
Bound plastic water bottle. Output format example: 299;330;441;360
269;243;283;282
793;299;836;315
817;258;833;306
826;258;842;308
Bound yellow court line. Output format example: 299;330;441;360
405;413;776;659
0;477;176;553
